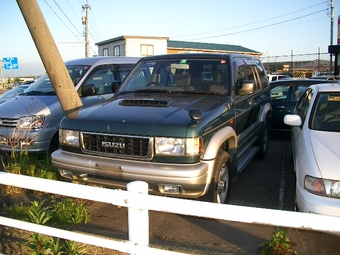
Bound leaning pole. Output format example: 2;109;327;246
16;0;83;116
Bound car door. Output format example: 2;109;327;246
250;59;270;135
232;58;255;150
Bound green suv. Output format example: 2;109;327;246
52;53;272;204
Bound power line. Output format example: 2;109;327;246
43;0;81;41
53;0;83;39
189;8;329;41
171;1;329;39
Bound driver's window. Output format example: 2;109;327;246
82;68;115;95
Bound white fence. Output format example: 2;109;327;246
0;172;340;254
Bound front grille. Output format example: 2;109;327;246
0;118;18;127
81;132;153;159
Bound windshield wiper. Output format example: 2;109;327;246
20;91;56;95
45;91;56;95
20;91;46;95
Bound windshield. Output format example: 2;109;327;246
24;65;90;95
118;58;230;94
310;92;340;132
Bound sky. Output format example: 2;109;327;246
0;0;339;78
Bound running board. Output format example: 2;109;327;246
237;147;259;174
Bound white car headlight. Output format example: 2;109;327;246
155;137;202;156
60;129;80;147
17;115;44;129
304;175;340;198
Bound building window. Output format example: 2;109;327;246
141;44;154;56
103;48;109;56
114;46;120;56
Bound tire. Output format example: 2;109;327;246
203;150;230;204
255;120;269;159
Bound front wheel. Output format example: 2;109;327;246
255;120;269;159
202;150;230;204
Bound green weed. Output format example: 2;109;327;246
4;198;90;254
260;227;298;255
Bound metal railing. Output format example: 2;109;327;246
0;172;340;254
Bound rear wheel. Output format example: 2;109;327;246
203;150;230;204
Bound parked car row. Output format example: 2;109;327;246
1;54;340;217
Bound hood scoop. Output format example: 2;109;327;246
120;99;168;107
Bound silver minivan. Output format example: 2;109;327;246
0;56;140;152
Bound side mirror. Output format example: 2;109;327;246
111;82;121;93
81;84;96;97
284;114;302;126
238;81;254;96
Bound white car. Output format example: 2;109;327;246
284;83;340;217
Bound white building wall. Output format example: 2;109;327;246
97;40;126;56
97;36;168;57
125;38;167;56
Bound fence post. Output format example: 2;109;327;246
127;181;149;254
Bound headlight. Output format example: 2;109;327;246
155;137;202;156
304;175;340;198
60;129;80;147
17;115;44;129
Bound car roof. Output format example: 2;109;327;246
139;53;258;61
270;78;335;86
65;56;141;66
312;82;340;92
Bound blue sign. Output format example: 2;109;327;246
3;57;19;70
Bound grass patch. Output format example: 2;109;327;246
1;150;91;254
1;151;58;195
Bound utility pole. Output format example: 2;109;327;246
82;3;90;57
330;0;334;74
16;0;82;115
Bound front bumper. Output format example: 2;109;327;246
296;183;340;217
51;149;213;199
0;127;56;152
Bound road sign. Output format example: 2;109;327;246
2;57;19;70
